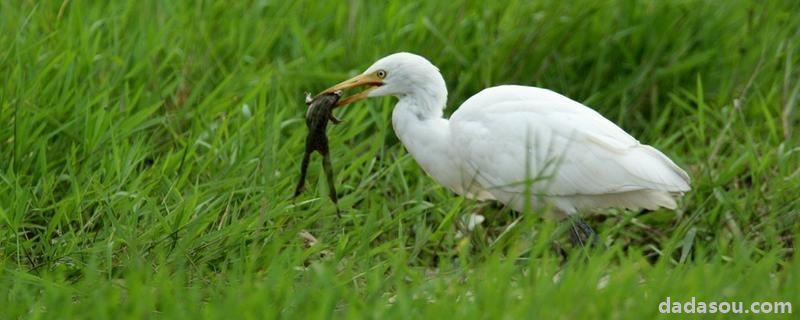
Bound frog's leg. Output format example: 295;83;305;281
321;151;341;217
294;150;312;197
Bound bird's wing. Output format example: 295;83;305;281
449;85;690;197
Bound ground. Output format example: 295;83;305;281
1;0;799;318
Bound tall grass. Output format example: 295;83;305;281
2;0;799;318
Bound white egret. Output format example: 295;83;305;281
321;52;690;241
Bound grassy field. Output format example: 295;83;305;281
2;0;799;318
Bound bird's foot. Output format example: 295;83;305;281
567;215;601;248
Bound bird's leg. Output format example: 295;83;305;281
321;151;341;217
328;113;342;124
567;215;600;248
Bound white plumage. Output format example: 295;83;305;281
323;52;690;217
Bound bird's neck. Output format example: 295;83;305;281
391;84;449;144
398;82;447;119
391;91;465;195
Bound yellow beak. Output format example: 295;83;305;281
319;73;384;108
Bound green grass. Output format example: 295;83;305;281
2;0;799;318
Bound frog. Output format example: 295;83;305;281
294;91;343;210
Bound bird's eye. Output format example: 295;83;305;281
377;70;387;79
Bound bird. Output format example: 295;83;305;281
319;52;690;243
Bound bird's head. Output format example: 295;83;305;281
319;52;446;108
